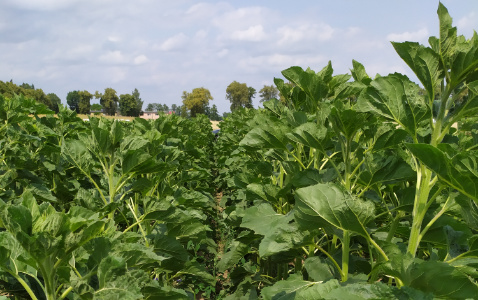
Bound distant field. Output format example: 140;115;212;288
211;121;220;130
76;114;221;129
76;114;135;122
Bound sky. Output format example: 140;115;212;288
0;1;477;114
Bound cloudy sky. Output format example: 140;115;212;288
1;1;477;113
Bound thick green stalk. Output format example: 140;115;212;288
8;270;39;300
39;259;57;300
341;230;350;282
407;165;433;256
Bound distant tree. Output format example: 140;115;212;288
78;90;93;114
146;103;155;111
222;112;231;119
259;85;279;102
97;88;119;116
208;104;221;121
47;93;61;113
132;88;143;115
171;104;180;115
182;87;213;117
181;104;189;118
226;81;250;111
119;93;138;116
66;91;80;113
0;81;54;109
91;103;102;111
247;87;256;108
20;82;34;90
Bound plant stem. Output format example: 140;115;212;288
407;165;433;256
341;230;350;282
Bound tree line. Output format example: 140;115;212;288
0;79;283;119
66;88;143;117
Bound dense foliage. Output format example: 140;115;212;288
1;3;477;299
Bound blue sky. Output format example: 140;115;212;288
0;1;477;113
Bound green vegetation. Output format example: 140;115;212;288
1;3;478;299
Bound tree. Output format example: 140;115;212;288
78;90;93;114
226;81;250;111
182;87;213;117
118;94;135;116
97;88;119;116
208;104;221;121
259;85;279;102
247;87;256;108
171;104;180;115
132;88;143;115
20;82;34;90
66;91;80;113
47;93;61;113
91;103;102;111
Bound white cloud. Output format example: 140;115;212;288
98;50;126;64
156;33;188;51
387;27;429;43
217;49;229;58
231;25;266;42
277;23;334;46
238;54;326;73
457;12;478;37
134;55;148;65
3;0;82;11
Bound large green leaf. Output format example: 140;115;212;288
406;143;478;201
242;203;313;258
294;183;375;238
356;74;429;138
409;260;478;299
392;41;443;103
286;122;327;150
261;275;340;300
239;123;288;151
241;203;289;237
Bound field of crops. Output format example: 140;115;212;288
1;4;478;299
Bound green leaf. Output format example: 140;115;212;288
142;285;189;300
240;124;288;151
179;260;216;286
350;60;372;85
286;122;327;150
153;234;189;262
409;260;478;299
406;143;478;201
245;184;282;206
356;74;429;138
95;268;148;300
241;203;289;236
294;183;375;238
329;107;369;140
217;231;257;273
97;255;126;289
304;257;336;282
261;275;340;300
323;282;432;300
392;41;443;102
282;65;329;104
